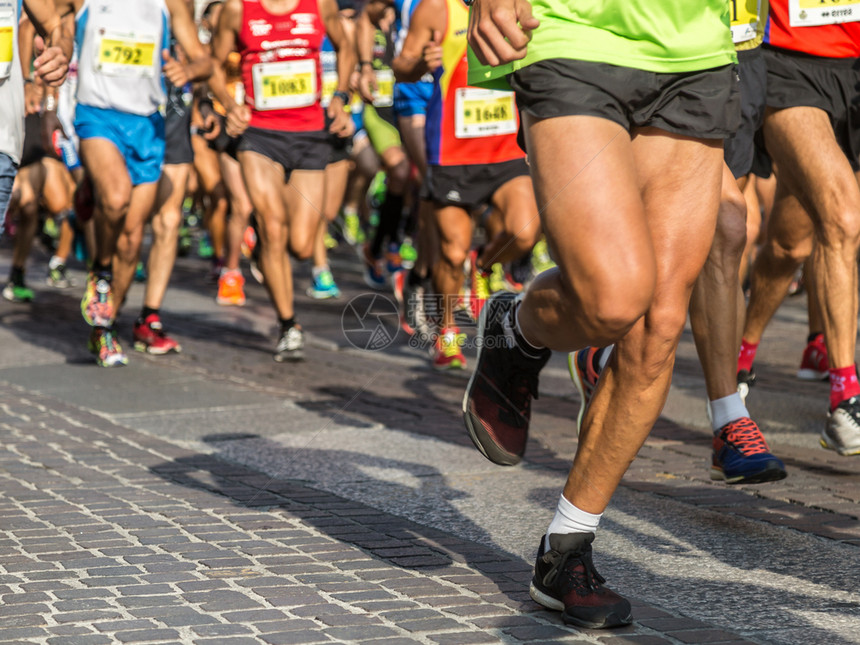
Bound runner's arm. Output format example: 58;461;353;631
355;3;382;102
320;0;356;135
208;0;249;136
23;0;74;86
392;0;444;83
166;0;214;85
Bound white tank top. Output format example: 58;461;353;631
75;0;169;116
0;0;24;163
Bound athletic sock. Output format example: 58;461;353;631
738;338;758;373
503;301;547;359
279;317;296;334
708;392;750;432
138;307;158;324
49;255;64;270
9;266;24;286
829;365;860;411
312;264;329;279
545;494;602;552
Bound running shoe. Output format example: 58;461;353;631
468;250;491;321
736;368;756;403
134;262;147;283
531;238;556;275
324;232;338;250
399;238;417;270
133;314;182;355
529;532;632;629
822;397;860;456
364;245;387;290
88;327;128;368
711;417;787;484
386;243;403;274
81;272;114;327
341;211;362;246
797;333;829;381
216;270;246;306
46;263;73;289
177;221;191;257
393;270;429;337
462;292;551;466
2;282;34;302
198;233;214;259
241;225;257;259
274;325;304;362
432;327;466;370
488;263;508;294
569;347;601;434
307;269;341;299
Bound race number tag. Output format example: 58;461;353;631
320;71;338;107
0;7;15;80
96;31;157;77
372;69;394;108
789;0;860;26
730;0;761;43
252;59;317;110
454;87;517;139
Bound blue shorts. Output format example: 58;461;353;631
75;104;165;186
393;81;433;118
0;152;18;233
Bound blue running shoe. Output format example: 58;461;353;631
307;268;341;299
711;417;786;484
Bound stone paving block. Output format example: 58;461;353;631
117;583;174;596
93;620;159;632
669;629;748;643
113;628;182;642
220;608;291;623
194;639;273;645
53;598;116;612
189;623;255;637
54;611;124;624
324;625;399;641
597;636;674;644
258;631;335;645
47;636;113;645
427;631;501;644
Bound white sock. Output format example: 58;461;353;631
49;255;64;270
545;495;602;552
312;265;329;279
708;392;750;432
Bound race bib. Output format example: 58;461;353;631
0;7;14;80
454;87;517;139
95;31;157;77
730;0;761;43
252;59;317;111
789;0;860;26
372;68;394;108
320;71;338;107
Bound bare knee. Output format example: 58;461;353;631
440;239;468;271
98;189;130;221
817;204;860;252
572;267;655;342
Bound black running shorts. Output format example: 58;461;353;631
508;58;741;149
164;96;194;166
325;114;352;165
763;45;860;171
724;47;767;179
425;158;529;212
237;127;331;177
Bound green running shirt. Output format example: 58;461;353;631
469;0;737;86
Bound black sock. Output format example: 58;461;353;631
139;307;159;324
9;266;24;286
808;331;823;343
371;192;405;258
280;317;296;334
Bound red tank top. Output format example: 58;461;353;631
764;0;860;58
238;0;326;131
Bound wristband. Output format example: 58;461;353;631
359;60;372;67
45;95;56;112
332;90;351;105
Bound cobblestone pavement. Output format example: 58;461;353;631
1;244;858;644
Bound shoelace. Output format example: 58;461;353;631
723;418;769;455
543;548;606;595
441;333;464;358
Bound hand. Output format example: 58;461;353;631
468;0;539;66
201;111;222;141
423;31;443;73
327;99;354;138
24;81;44;116
225;102;250;137
358;65;376;104
162;49;190;87
33;36;70;87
